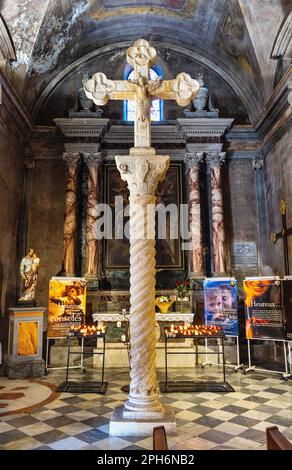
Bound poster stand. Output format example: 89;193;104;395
45;336;85;374
244;338;291;380
201;335;243;372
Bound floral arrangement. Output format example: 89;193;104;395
175;279;190;299
158;295;172;303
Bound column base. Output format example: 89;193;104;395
85;277;99;289
109;404;177;436
212;272;228;277
5;357;45;379
189;272;205;280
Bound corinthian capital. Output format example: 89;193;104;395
115;155;169;196
185;152;204;168
252;157;264;170
62;152;81;167
83;152;102;167
24;158;35;170
206;152;226;167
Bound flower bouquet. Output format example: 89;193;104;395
175;279;191;312
155;295;175;314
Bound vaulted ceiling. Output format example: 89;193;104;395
1;0;291;124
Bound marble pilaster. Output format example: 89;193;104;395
206;152;226;275
185;152;204;276
83;152;102;279
62;152;80;276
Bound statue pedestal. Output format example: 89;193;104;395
109;404;177;437
5;307;45;379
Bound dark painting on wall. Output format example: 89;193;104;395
104;163;183;269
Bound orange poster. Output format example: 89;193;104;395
48;277;86;338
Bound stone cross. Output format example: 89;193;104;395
84;39;199;148
84;39;199;436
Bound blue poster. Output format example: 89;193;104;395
203;278;238;336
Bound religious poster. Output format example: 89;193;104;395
282;278;292;340
47;277;86;338
104;163;183;269
243;277;284;340
203;278;238;336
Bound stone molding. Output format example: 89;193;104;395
177;118;234;140
54;118;110;138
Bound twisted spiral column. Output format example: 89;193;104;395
126;195;161;414
206;152;226;275
116;151;169;418
185;152;204;276
83;152;102;278
62;152;80;276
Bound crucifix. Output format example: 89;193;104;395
84;39;199;436
271;199;292;275
84;39;199;148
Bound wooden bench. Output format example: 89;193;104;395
266;426;292;450
153;426;168;450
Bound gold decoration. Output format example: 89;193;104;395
280;199;287;215
271;232;277;244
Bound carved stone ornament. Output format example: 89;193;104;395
252;157;264;170
62;152;81;167
172;73;200;107
185;152;204;168
126;39;157;68
84;72;115;106
83;152;102;167
206;152;226;167
24;159;35;170
115;155;169;196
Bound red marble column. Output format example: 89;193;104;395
62;152;80;276
185;152;204;276
83;152;102;278
206;152;226;275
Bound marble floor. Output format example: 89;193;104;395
0;367;292;450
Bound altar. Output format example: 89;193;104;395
92;312;199;368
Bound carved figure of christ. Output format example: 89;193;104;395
84;39;199;148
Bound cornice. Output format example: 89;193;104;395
54;118;110;138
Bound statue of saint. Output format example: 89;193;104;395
19;248;40;303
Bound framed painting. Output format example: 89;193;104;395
104;163;183;269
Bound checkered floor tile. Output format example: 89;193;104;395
0;367;292;450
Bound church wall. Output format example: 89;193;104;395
0;100;25;315
263;124;292;275
26;160;65;307
224;158;259;281
35;51;249;126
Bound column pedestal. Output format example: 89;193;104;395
5;307;45;379
109;405;177;436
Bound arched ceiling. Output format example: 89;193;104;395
1;0;291;124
